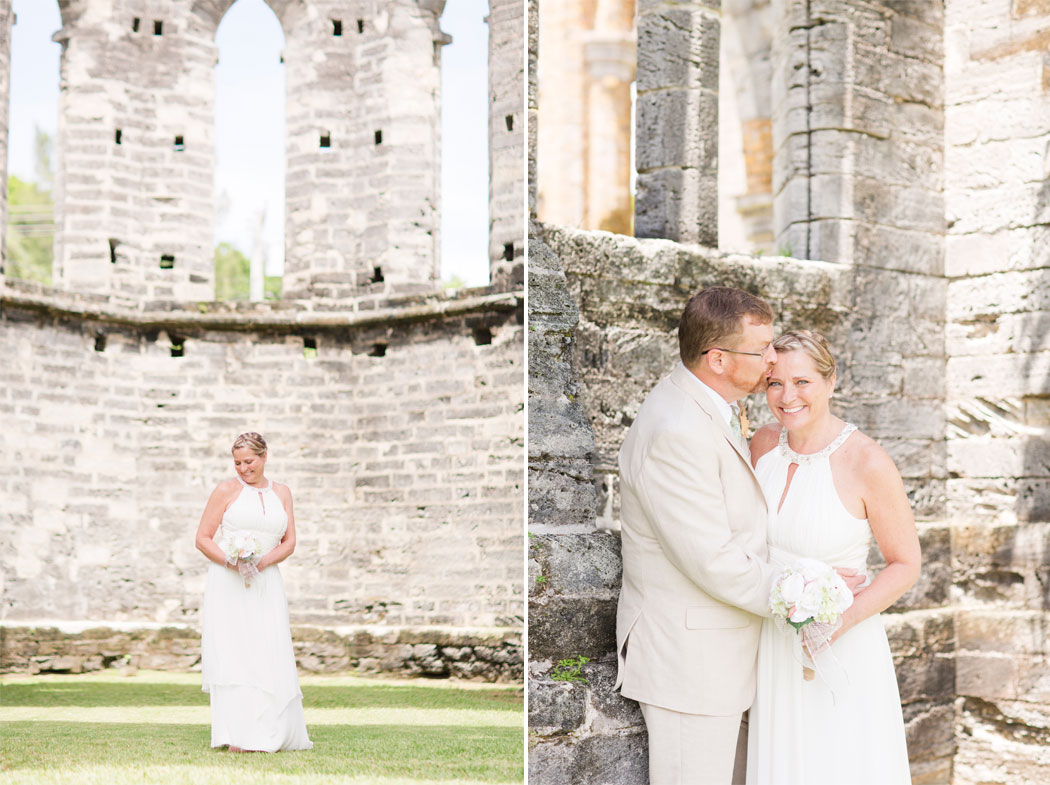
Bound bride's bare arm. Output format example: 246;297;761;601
255;483;297;571
195;481;241;569
832;442;921;642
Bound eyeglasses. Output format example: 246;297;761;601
701;347;767;358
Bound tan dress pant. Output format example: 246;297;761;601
640;703;749;785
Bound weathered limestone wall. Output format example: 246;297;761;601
489;0;526;288
0;0;11;280
0;281;524;675
528;226;956;783
944;2;1050;782
278;0;446;298
634;0;719;244
50;1;218;302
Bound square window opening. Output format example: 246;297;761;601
503;243;515;261
174;135;185;151
371;266;384;283
160;254;175;269
473;327;493;346
320;133;331;148
368;343;387;357
154;20;163;35
94;334;107;352
333;19;343;36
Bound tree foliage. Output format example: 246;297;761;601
213;242;281;301
6;174;54;285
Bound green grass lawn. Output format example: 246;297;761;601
0;671;524;785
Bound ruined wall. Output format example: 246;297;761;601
944;1;1050;782
277;0;447;298
51;1;218;302
0;282;524;676
489;0;526;288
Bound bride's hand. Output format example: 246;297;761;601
834;567;867;596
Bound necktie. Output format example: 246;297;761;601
730;403;746;450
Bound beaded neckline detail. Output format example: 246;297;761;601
237;476;271;491
778;423;857;465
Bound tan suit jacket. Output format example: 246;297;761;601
616;364;776;716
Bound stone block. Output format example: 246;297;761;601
637;5;719;92
528;677;587;733
635;89;719;173
530;532;623;597
635;167;718;246
529;731;649;785
529;595;618;663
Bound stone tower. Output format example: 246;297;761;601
21;0;449;303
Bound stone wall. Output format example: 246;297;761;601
0;280;524;672
527;225;957;783
489;0;526;288
1;623;523;681
944;1;1050;782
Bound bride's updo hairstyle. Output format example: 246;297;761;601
772;330;836;380
232;432;267;456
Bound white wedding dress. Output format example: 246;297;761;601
201;477;313;752
746;424;910;784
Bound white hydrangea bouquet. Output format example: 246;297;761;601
222;532;263;588
770;557;854;681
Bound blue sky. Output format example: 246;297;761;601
8;0;491;285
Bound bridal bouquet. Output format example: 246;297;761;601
222;532;262;588
770;558;854;680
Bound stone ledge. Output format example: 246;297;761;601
0;624;523;682
0;280;524;333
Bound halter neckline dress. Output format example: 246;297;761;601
200;477;312;752
745;423;911;784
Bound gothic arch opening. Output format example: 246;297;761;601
5;1;61;283
214;0;286;300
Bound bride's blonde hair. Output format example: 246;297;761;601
232;432;267;456
772;330;836;379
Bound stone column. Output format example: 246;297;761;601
489;0;525;289
52;6;216;303
281;0;446;299
582;0;635;235
634;0;719;245
0;0;11;283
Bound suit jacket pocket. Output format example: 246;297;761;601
685;605;751;630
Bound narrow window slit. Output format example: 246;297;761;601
370;266;384;283
94;334;107;352
115;129;122;145
332;19;343;36
303;337;318;358
505;114;514;131
170;335;185;357
153;20;163;36
374;130;382;145
503;242;515;261
357;19;365;33
108;238;119;264
132;17;141;32
174;135;185;151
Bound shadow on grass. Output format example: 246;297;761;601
1;722;522;782
1;682;522;711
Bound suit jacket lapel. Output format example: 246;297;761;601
669;365;754;470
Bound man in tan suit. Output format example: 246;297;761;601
616;287;779;785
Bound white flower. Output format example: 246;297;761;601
779;572;805;604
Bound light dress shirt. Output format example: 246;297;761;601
677;362;734;427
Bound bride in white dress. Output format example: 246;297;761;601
746;331;919;785
194;432;313;753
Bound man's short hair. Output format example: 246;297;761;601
679;287;775;367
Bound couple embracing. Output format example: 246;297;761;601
616;287;920;785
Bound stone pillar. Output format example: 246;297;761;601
52;4;216;303
281;0;447;299
0;0;11;282
944;1;1050;781
582;0;635;235
770;0;945;269
634;0;719;245
489;0;525;289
